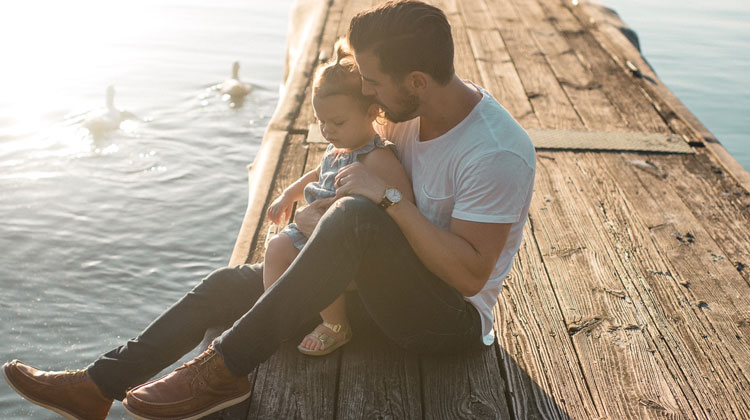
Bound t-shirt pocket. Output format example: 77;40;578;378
418;185;454;231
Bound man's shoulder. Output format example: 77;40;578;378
460;100;535;167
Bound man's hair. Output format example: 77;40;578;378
347;0;454;85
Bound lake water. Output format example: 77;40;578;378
603;0;750;170
0;1;747;418
0;0;292;418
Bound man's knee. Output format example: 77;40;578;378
194;265;257;297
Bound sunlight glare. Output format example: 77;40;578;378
0;0;158;158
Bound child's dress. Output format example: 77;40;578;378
281;134;395;250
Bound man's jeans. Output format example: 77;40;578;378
87;196;482;400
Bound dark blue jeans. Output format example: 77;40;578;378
87;196;482;400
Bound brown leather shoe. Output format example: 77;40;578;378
123;346;251;420
2;360;113;420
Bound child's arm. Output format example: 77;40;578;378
267;166;320;225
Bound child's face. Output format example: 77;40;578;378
313;94;375;150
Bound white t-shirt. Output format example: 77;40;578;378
376;84;536;345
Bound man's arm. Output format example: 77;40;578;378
295;148;414;237
389;201;510;296
334;163;510;296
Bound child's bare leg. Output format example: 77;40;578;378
263;234;299;290
299;294;350;352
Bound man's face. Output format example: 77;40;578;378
354;51;420;123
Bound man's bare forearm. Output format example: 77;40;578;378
385;200;509;296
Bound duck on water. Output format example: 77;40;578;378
83;85;138;138
217;61;252;107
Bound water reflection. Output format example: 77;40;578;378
0;1;291;418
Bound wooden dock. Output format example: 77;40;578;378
211;0;750;418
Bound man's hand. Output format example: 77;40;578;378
294;196;336;237
334;162;387;204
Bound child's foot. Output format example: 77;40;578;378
297;322;352;356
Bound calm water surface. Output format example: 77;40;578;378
0;0;748;419
0;0;291;418
604;0;750;170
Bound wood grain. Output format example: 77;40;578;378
504;0;627;131
247;341;340;419
496;223;600;419
456;0;539;128
421;345;512;419
436;0;482;83
536;0;666;133
337;318;422;419
531;154;695;419
484;0;582;130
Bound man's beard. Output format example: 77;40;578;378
381;92;420;123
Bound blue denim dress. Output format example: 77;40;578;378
281;134;395;250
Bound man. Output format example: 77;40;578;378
2;1;535;419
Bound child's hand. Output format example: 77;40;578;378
267;194;294;225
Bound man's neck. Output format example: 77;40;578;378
418;76;482;142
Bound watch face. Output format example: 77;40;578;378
385;188;402;203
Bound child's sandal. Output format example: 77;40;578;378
297;322;352;356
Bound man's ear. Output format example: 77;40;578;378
406;71;429;91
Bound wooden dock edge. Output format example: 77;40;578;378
229;0;332;266
578;0;750;193
230;0;750;268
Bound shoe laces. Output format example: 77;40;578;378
177;347;218;383
55;368;87;384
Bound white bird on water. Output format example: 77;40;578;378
83;85;137;136
219;62;252;106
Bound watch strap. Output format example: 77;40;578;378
378;195;394;210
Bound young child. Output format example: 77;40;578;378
263;41;414;356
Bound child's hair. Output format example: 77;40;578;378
313;39;377;113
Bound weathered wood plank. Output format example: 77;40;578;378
501;0;627;131
656;152;750;286
456;0;539;128
483;0;582;130
336;310;422;419
536;0;666;133
549;152;750;419
496;221;600;419
435;0;482;83
338;0;374;35
247;341;340;419
421;345;511;419
203;396;252;420
531;154;697;419
579;153;750;417
303;143;328;172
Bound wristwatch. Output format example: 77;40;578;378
378;187;402;210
